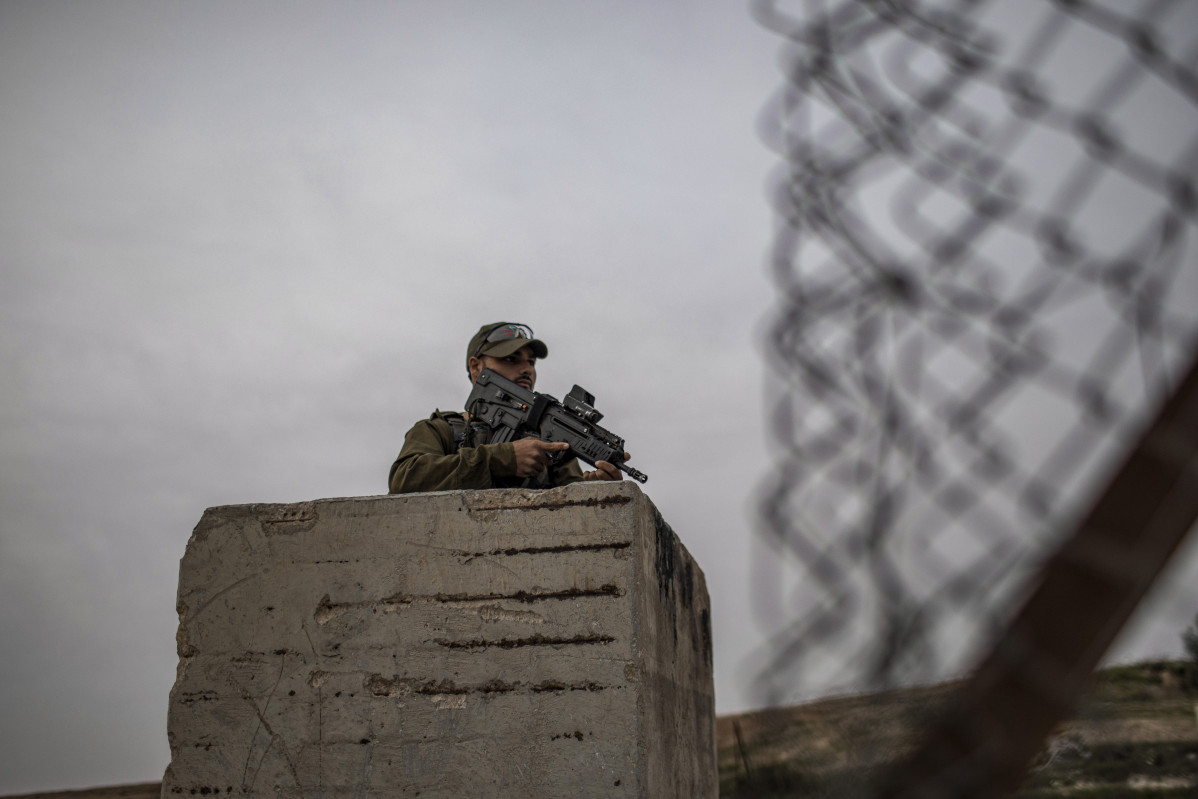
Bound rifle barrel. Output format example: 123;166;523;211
620;464;649;484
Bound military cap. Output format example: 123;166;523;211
467;322;548;362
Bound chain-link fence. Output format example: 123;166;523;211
751;0;1198;793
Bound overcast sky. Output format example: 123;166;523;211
2;1;1196;794
0;2;783;791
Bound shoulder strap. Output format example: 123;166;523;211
441;413;470;453
435;410;493;453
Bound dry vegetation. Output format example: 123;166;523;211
718;661;1198;798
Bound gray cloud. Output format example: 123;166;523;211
3;1;1194;793
1;1;777;792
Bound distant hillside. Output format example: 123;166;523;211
717;660;1198;798
2;785;159;799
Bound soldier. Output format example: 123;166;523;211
388;322;626;493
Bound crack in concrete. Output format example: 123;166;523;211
227;656;306;798
313;593;412;625
364;674;616;698
313;585;622;626
187;574;257;623
470;494;634;512
178;691;219;705
435;584;622;604
433;633;616;650
259;504;318;536
457;541;631;557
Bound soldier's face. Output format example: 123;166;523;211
469;345;538;390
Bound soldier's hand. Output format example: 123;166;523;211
512;438;570;478
583;453;630;482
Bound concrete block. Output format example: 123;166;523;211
162;481;715;798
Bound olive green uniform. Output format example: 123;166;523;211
388;410;585;494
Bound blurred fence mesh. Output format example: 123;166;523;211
751;0;1198;785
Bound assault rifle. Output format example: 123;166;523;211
465;368;648;483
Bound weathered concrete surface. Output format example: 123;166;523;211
162;481;715;798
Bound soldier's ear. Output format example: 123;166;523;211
467;356;484;383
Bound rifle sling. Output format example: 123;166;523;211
527;394;553;431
